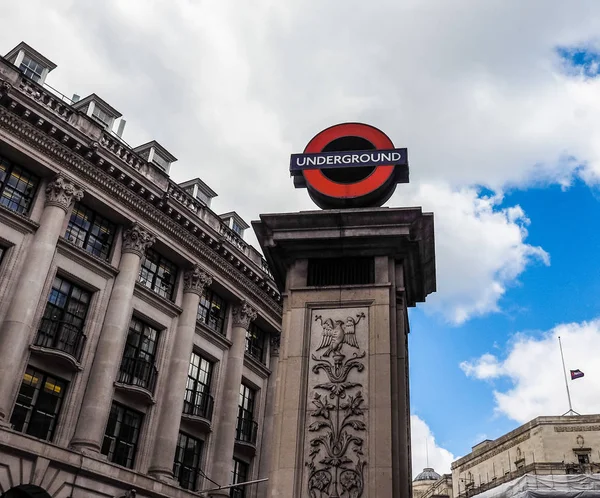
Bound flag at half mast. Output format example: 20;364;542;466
570;369;585;380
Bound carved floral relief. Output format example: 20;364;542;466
306;308;368;498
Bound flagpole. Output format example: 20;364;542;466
558;336;579;416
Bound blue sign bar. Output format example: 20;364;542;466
290;148;408;173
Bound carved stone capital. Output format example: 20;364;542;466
270;333;281;357
45;175;84;212
122;222;155;257
231;300;257;330
183;264;213;295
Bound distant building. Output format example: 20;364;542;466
414;467;454;498
452;415;600;498
0;41;282;498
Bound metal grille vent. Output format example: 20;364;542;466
307;257;374;286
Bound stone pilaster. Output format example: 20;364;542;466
257;334;281;497
209;300;257;498
149;265;212;481
71;223;155;452
0;174;83;423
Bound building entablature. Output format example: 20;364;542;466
0;54;281;325
452;415;600;472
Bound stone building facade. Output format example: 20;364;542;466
0;42;282;498
451;415;600;498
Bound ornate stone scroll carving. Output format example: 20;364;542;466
45;174;84;211
232;300;257;330
122;222;155;257
270;333;281;357
183;264;212;295
306;309;368;498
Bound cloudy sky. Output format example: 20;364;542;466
4;0;600;477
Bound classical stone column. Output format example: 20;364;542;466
257;334;281;498
0;175;83;423
71;222;155;452
149;265;213;481
209;300;257;497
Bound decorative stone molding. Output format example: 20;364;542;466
231;300;257;330
306;310;368;497
183;264;213;295
555;425;600;432
122;223;155;257
270;333;281;357
44;175;84;211
0;103;282;321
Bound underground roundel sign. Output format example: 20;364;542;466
290;123;409;209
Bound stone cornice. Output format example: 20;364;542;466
133;281;183;318
56;237;119;280
0;105;282;323
243;353;271;378
0;203;39;234
195;322;233;351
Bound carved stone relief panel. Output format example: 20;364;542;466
305;307;369;498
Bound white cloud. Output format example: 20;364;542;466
2;1;600;322
461;320;600;422
403;183;549;323
411;415;456;475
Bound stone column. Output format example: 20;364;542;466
257;334;281;498
209;300;257;497
70;223;155;452
0;175;83;423
149;265;213;481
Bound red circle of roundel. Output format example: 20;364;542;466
303;123;395;199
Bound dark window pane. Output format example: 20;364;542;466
118;317;159;392
183;352;214;419
36;276;90;360
173;432;203;490
101;402;142;468
0;156;38;215
9;367;67;441
65;203;116;261
138;248;177;300
197;289;227;334
231;459;249;498
245;323;265;363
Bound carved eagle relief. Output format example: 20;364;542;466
315;312;365;356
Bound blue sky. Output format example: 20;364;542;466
4;0;600;477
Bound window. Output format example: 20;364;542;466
19;55;44;82
231;220;244;236
65;203;116;260
0;246;6;265
91;105;112;128
236;384;257;444
118;317;159;392
197;289;227;334
578;453;590;464
138;248;177;300
10;367;66;441
173;432;203;490
101;402;142;468
183;352;214;419
245;323;265;363
0;155;39;215
230;458;249;498
36;276;91;359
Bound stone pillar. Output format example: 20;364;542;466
257;334;281;498
209;300;257;498
253;208;436;498
149;265;213;481
70;223;155;452
0;175;83;423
